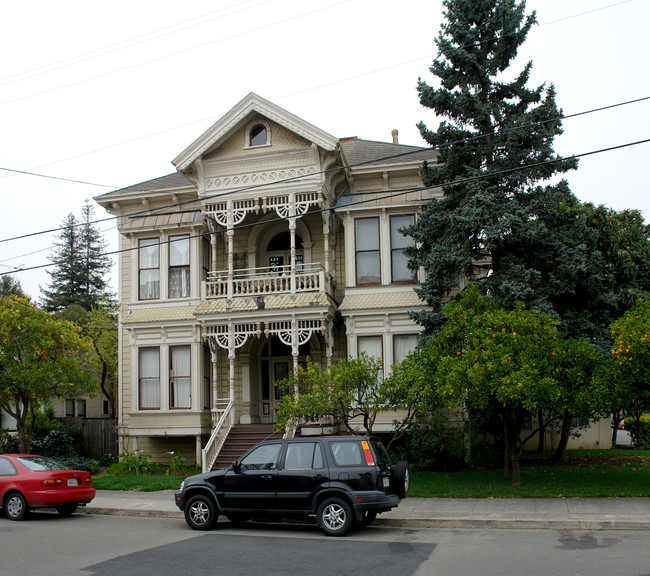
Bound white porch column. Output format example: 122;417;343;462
226;200;234;300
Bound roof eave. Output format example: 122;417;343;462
172;92;339;172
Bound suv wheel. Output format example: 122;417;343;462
393;460;410;499
185;494;217;530
317;497;353;537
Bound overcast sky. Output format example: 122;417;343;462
1;0;648;301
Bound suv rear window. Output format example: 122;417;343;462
370;438;392;467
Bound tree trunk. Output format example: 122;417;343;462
503;415;522;486
553;413;572;461
503;420;512;476
536;410;545;453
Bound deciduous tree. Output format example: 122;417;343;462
275;356;385;436
397;286;602;485
0;297;95;452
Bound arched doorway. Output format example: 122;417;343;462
265;231;304;274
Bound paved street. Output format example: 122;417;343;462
1;513;649;576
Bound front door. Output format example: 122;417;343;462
258;338;309;424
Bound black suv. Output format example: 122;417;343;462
175;435;409;536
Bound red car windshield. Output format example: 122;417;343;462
16;456;68;471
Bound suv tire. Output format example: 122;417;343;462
317;496;353;537
393;460;410;499
185;494;217;530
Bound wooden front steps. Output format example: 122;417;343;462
211;424;283;470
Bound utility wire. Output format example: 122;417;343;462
0;2;632;183
1;94;647;245
3;137;649;277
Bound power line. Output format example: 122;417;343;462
0;2;632;185
0;0;271;87
3;137;649;278
0;95;648;246
0;1;353;109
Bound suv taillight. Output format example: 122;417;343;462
361;440;375;466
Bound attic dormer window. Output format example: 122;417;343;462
249;124;267;147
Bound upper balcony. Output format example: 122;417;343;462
202;263;334;300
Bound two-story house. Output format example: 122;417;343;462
95;93;437;470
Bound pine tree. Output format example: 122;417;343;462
79;200;112;308
0;275;27;299
41;213;84;312
41;200;112;312
409;0;580;334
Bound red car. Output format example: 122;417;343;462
0;454;95;521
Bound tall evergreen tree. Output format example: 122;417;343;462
41;213;84;312
79;200;112;308
41;200;112;312
408;0;580;334
0;274;28;299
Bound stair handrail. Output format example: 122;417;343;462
201;398;234;472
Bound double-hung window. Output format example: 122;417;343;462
390;214;416;282
170;346;191;409
169;235;190;299
139;238;160;300
355;217;380;284
393;334;419;365
139;348;160;409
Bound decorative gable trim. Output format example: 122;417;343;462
172;93;338;172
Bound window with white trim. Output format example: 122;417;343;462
393;334;419;365
249;124;268;147
170;346;191;409
169;235;190;299
390;214;416;282
355;217;380;284
139;347;160;409
139;238;160;300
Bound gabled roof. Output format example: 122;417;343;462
172;92;339;172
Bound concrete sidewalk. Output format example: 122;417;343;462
81;490;650;531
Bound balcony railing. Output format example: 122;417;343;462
203;264;333;299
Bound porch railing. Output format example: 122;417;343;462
201;398;234;473
203;264;333;299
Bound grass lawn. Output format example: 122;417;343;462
409;450;650;498
92;449;650;497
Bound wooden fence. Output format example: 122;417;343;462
61;417;118;460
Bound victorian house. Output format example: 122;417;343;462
95;93;438;470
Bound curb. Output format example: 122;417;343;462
79;507;650;531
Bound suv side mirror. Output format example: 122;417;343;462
232;460;241;473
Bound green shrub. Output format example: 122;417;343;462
109;450;153;475
626;414;650;449
391;417;467;471
0;429;96;471
165;451;186;476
